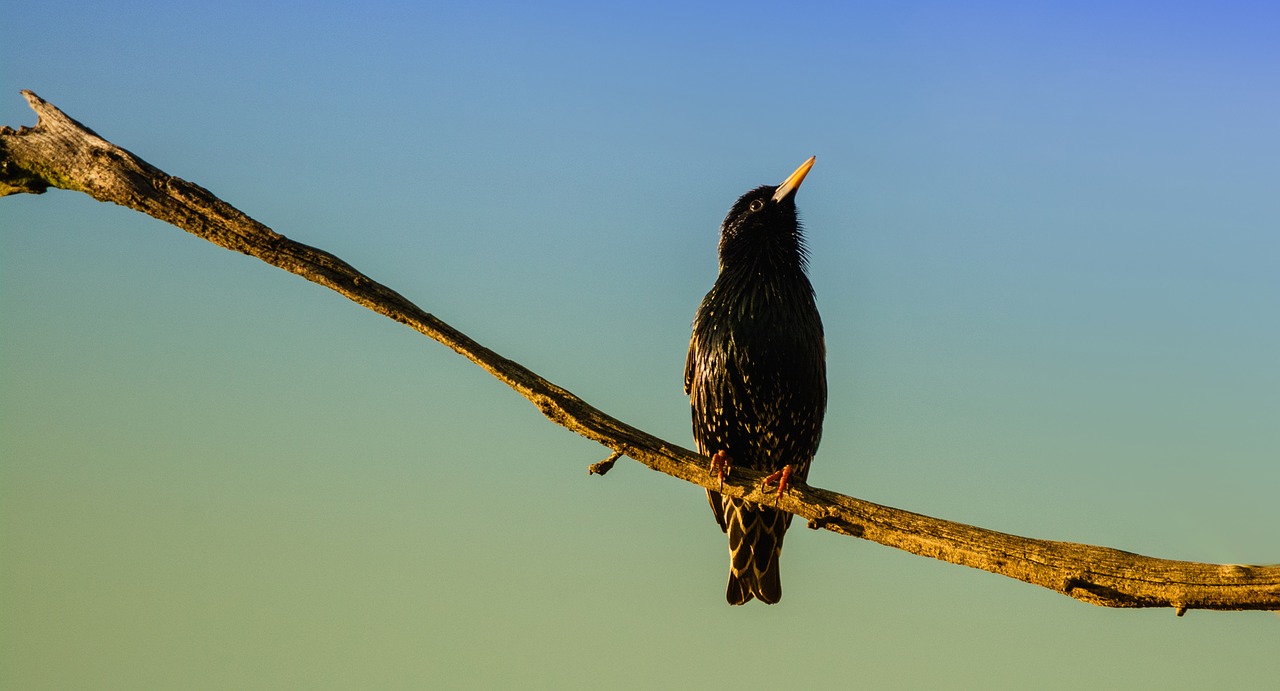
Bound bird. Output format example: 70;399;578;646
685;156;827;605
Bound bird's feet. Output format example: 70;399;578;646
709;450;733;490
762;465;794;504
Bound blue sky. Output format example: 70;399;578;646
3;2;1278;688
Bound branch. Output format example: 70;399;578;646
3;90;1276;613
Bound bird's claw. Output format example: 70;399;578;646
762;465;793;505
710;450;733;490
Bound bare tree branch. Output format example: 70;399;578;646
3;90;1276;613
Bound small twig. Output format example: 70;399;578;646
588;450;623;476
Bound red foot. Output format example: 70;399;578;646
710;451;733;490
762;465;794;504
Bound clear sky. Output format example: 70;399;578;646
3;1;1278;688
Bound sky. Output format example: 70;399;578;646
3;1;1278;688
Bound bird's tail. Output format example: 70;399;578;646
723;497;793;605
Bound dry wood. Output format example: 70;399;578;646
3;90;1276;612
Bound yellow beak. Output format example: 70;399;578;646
771;156;816;203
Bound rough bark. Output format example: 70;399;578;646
3;90;1276;613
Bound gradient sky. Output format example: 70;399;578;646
3;2;1278;688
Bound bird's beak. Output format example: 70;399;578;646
771;156;816;203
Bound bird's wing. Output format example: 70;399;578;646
683;332;697;397
686;327;730;532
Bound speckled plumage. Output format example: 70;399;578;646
684;158;827;605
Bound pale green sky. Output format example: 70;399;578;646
3;1;1278;688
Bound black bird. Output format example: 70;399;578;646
685;157;827;605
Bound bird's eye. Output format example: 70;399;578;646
748;199;765;212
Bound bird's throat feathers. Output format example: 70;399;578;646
717;227;810;280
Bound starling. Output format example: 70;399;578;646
685;156;827;605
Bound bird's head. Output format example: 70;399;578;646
718;156;815;273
